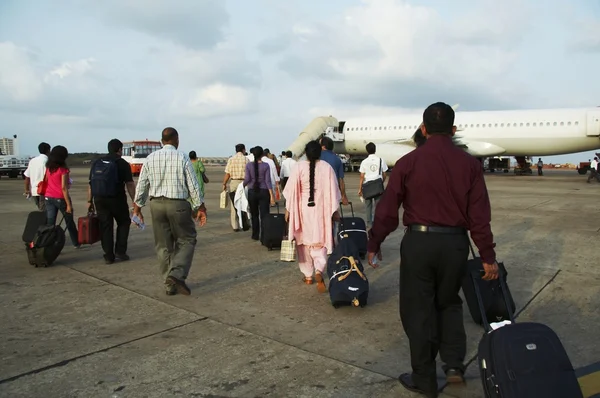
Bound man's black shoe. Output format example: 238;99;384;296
398;373;438;398
116;253;130;261
445;368;465;384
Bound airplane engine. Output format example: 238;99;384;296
373;144;416;168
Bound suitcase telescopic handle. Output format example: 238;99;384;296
338;201;354;219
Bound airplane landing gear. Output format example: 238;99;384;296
514;156;533;175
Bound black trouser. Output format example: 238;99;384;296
95;196;131;261
399;229;469;393
537;166;543;176
229;191;250;230
248;188;270;240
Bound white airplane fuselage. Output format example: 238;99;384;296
329;107;600;167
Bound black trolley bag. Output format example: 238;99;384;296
22;212;66;268
326;235;369;308
337;202;368;259
474;269;583;398
260;203;286;251
462;239;516;326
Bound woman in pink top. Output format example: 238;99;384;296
283;140;341;293
44;145;80;248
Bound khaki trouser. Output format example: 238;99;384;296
149;198;197;281
228;179;246;230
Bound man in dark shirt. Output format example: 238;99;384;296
367;102;499;397
88;139;137;264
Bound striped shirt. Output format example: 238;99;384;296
134;145;203;209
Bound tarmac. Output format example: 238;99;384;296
1;166;599;398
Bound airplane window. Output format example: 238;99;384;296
495;123;498;127
520;123;523;127
532;123;536;126
568;122;571;126
553;122;557;126
501;123;504;127
513;123;517;127
488;123;492;127
575;121;579;125
547;122;550;126
560;122;564;126
384;127;387;130
476;124;480;127
526;123;530;126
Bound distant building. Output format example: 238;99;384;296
0;137;15;156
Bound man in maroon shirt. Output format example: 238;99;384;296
367;102;499;398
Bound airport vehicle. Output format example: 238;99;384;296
576;161;591;175
287;107;600;174
484;157;510;173
0;155;30;179
121;140;162;176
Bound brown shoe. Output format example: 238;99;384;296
315;272;327;293
165;276;191;295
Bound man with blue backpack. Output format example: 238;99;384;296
88;139;136;264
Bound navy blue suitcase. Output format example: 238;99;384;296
474;268;582;398
337;202;367;259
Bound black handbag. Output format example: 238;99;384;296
361;159;384;200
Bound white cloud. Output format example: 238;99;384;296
47;58;96;80
97;0;229;50
262;0;533;109
169;83;255;119
0;42;43;102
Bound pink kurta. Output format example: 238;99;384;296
283;160;341;254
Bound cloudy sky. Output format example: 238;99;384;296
1;0;599;163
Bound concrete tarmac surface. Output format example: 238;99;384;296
1;166;599;398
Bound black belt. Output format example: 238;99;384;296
408;224;466;234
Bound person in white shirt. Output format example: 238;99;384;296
261;148;279;192
588;157;600;183
246;147;255;162
279;150;297;191
278;151;286;166
358;142;388;228
23;142;51;211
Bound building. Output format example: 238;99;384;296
0;137;15;156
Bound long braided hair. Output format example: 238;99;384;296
305;140;321;207
253;146;264;191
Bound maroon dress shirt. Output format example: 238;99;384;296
367;134;496;264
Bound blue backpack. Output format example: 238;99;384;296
90;158;119;197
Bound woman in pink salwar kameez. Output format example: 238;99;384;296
283;140;341;293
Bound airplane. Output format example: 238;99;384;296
287;106;600;174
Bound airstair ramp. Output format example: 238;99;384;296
287;116;339;158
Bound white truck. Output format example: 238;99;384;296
0;155;30;179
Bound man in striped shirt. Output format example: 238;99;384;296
133;127;207;296
222;143;249;231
